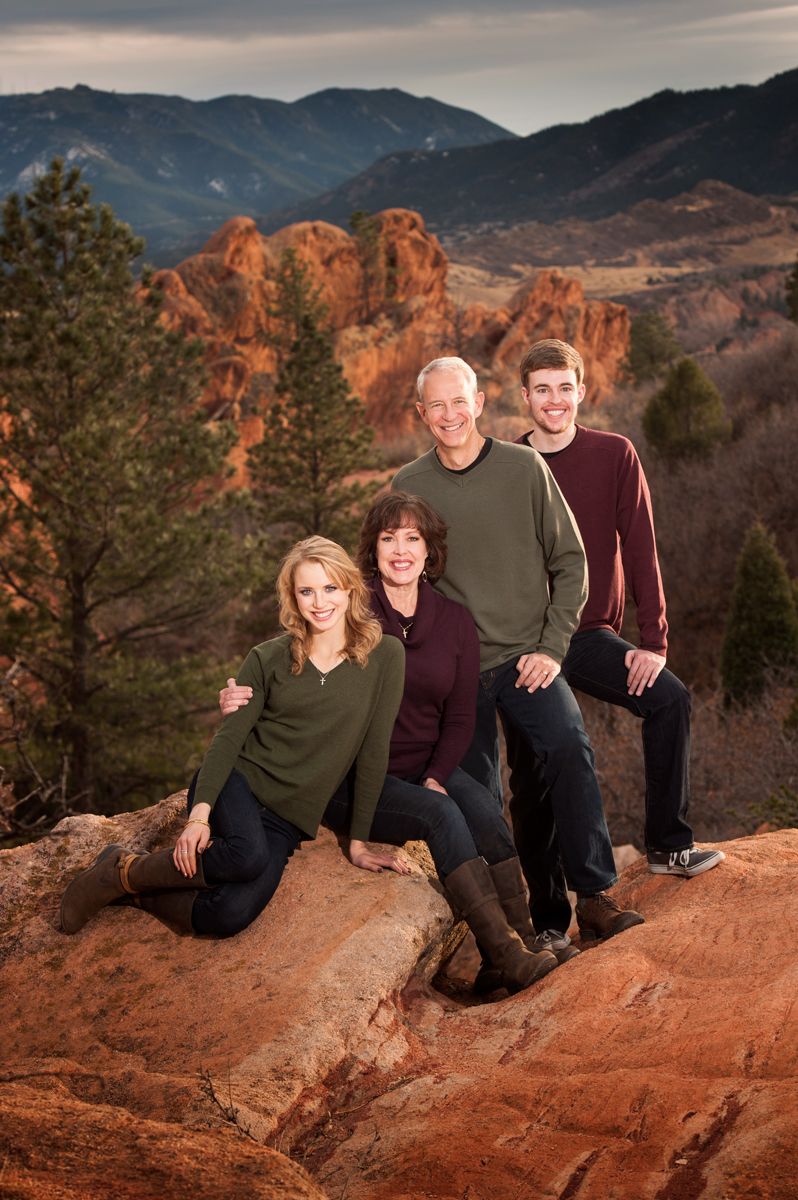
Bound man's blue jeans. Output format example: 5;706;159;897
504;629;693;933
460;656;617;909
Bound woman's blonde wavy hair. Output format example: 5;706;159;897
277;536;382;675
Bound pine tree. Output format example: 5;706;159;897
642;357;731;462
0;160;243;826
247;248;380;552
349;209;383;320
720;522;798;706
786;253;798;324
622;310;683;385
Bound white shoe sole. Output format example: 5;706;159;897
647;849;725;878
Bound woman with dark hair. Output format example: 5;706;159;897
60;536;406;939
221;494;562;992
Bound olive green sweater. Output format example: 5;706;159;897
393;441;587;670
193;634;405;840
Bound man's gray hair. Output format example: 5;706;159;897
416;356;479;403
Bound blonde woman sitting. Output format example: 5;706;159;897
61;537;405;938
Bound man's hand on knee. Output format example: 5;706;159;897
219;677;253;716
514;652;560;693
624;648;666;696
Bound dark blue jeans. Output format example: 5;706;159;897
460;657;617;903
504;629;693;933
324;766;515;881
187;769;304;938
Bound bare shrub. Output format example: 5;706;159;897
707;327;798;427
579;686;797;849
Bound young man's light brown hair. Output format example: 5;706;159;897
519;339;585;389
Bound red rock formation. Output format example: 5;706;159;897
1;803;796;1199
153;209;629;459
306;830;798;1200
0;795;456;1159
1;1082;325;1200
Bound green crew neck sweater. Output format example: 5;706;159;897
193;634;405;840
393;440;587;671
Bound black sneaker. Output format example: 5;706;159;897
532;929;580;964
576;892;645;943
647;847;725;877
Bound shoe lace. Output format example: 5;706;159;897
535;929;568;948
591;892;621;913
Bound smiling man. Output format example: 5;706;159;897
505;338;723;939
392;356;644;950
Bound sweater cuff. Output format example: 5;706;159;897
537;644;564;665
349;815;374;841
424;755;455;788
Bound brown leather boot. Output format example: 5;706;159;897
493;857;581;964
122;847;206;894
61;845;205;934
576;891;644;943
444;859;557;994
61;843;130;934
473;857;580;993
127;890;198;935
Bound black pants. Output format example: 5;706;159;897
505;628;693;933
460;657;618;898
188;769;303;938
324;766;516;880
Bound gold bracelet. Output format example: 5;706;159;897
185;818;210;829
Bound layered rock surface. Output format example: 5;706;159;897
0;795;456;1198
153;209;629;455
1;804;795;1199
308;831;798;1200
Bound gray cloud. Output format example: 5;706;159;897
3;0;791;36
2;2;796;134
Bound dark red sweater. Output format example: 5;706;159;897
369;577;480;782
516;425;668;654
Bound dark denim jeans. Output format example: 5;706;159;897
504;628;694;933
324;766;515;881
460;657;617;901
187;769;304;938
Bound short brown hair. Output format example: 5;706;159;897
357;491;448;582
519;339;584;388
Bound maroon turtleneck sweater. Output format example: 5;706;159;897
368;576;480;782
516;425;668;654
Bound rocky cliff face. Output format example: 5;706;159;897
1;801;796;1199
154;208;629;459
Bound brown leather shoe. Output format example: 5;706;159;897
576;892;644;944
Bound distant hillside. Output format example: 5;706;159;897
267;68;798;233
0;84;513;259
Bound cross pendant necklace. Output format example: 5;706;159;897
398;620;413;639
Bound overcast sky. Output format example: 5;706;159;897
1;1;796;134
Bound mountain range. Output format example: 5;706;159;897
0;84;512;259
2;70;797;266
267;68;798;233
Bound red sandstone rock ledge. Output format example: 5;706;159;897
1;800;796;1199
308;830;798;1200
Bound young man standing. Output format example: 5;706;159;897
507;338;723;939
393;356;644;947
